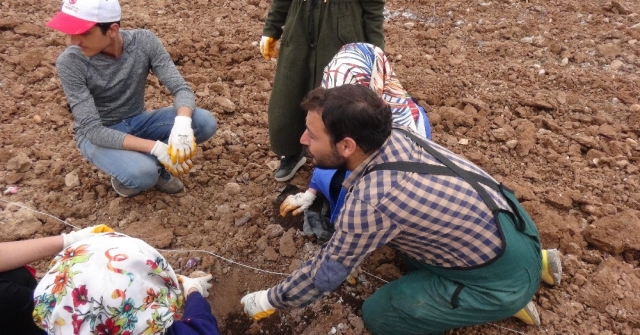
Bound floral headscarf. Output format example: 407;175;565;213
33;233;182;335
321;42;428;137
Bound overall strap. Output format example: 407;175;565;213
367;162;500;193
371;128;502;213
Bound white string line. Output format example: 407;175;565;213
0;199;392;282
487;323;531;335
2;198;533;335
0;199;286;275
361;269;390;284
0;199;79;229
158;249;289;276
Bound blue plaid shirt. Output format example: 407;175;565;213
268;128;510;308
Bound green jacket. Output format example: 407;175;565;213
264;0;385;156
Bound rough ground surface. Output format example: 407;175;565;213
1;0;640;334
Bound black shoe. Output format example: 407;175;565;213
155;169;184;194
275;154;306;182
111;177;143;198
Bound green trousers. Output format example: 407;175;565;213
362;189;542;335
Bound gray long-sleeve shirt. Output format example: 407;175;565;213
56;29;195;149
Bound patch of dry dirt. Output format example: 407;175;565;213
1;0;640;334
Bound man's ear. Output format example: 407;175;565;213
108;23;120;37
338;137;358;158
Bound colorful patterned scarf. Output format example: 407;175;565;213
33;233;182;335
321;42;425;135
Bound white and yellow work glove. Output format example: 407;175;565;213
62;224;114;248
150;140;192;177
178;272;213;298
259;36;278;60
167;116;196;164
241;290;276;321
280;190;316;217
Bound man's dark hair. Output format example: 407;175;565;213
301;84;392;154
95;21;120;35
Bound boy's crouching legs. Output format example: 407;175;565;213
192;108;218;143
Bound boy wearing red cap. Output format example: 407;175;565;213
47;0;218;197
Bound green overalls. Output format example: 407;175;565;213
362;129;542;335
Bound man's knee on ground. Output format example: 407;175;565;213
362;298;386;335
193;108;218;143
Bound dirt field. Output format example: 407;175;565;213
1;0;640;334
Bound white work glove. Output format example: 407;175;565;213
259;36;278;60
168;116;196;164
62;224;114;248
279;190;317;217
241;290;276;321
178;272;213;298
150;140;193;177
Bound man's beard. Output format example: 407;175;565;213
303;145;347;170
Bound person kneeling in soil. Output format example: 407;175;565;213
46;0;217;197
242;84;557;334
279;43;561;326
33;231;220;335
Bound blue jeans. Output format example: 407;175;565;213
77;107;217;191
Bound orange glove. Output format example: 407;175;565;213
259;36;278;60
279;190;316;217
92;224;114;233
62;224;114;248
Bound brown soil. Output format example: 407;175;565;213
1;0;640;334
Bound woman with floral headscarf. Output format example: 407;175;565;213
280;43;432;230
33;232;219;335
0;225;115;335
321;43;431;139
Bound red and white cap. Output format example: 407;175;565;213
47;0;121;35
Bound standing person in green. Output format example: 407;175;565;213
259;0;385;182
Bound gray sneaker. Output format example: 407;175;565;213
275;154;306;182
513;301;541;326
155;170;184;194
541;249;562;286
111;177;143;198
